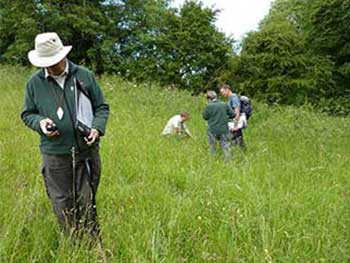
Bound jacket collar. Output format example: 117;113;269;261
38;60;78;79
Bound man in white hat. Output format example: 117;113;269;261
21;32;110;236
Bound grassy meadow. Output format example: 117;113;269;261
0;65;350;262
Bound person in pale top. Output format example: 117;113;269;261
162;112;193;138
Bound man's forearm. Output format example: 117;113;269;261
234;108;240;121
21;111;45;134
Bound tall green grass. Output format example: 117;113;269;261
0;65;349;262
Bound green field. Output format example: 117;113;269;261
1;65;350;262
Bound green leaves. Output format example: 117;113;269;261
232;0;350;115
1;0;349;114
112;0;233;93
0;0;233;94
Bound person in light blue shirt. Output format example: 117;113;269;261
220;84;246;149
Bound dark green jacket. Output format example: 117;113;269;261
202;99;234;135
21;61;109;155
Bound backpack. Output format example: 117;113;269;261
239;95;252;120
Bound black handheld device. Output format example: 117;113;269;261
46;123;58;132
77;121;92;140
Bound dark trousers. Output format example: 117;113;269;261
41;153;101;235
231;129;246;149
207;131;232;161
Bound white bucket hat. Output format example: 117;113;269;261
28;32;72;68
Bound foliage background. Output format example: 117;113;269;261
1;0;350;114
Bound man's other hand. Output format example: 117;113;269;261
87;128;99;145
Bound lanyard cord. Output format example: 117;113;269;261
49;78;66;109
62;78;80;151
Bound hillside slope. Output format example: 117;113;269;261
0;66;349;262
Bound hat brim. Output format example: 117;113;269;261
28;46;72;68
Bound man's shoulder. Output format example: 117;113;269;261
207;100;222;105
229;93;239;100
71;64;97;90
27;69;44;86
229;94;240;107
67;61;93;79
170;114;181;122
74;64;93;78
75;64;91;74
215;100;227;106
205;100;225;110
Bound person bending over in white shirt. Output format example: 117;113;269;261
162;112;192;138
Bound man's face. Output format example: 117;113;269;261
47;58;66;76
182;115;189;122
220;88;227;97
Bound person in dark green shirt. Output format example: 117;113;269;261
202;90;234;161
21;32;109;236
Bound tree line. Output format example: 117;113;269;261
0;0;349;115
0;0;233;94
233;0;350;115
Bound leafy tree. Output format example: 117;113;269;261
0;0;111;74
104;0;234;93
232;0;350;115
0;0;234;94
260;0;315;33
0;1;40;64
308;0;350;114
237;20;334;106
107;0;171;79
156;1;234;93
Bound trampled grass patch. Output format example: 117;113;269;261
0;65;349;262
